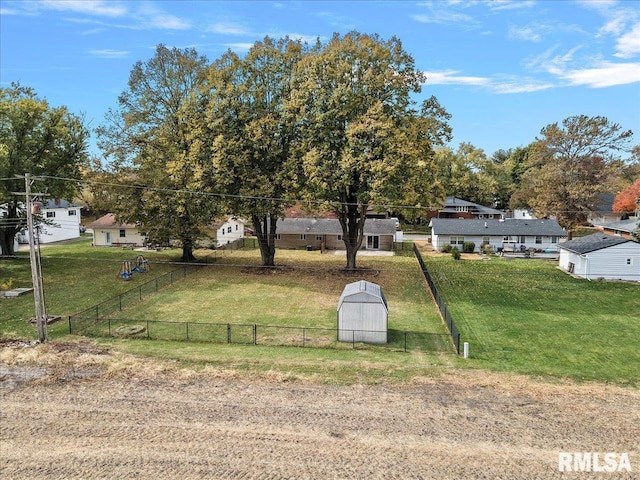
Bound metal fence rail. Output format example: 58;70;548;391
413;243;461;353
68;265;200;334
74;317;450;352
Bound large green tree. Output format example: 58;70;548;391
1;83;89;255
515;115;634;236
96;45;216;261
288;32;443;269
205;37;305;266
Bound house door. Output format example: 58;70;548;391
105;232;112;246
367;235;380;250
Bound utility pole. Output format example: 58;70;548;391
24;173;48;342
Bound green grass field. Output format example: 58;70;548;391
423;253;640;385
3;238;639;386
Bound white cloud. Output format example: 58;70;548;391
423;70;490;87
559;61;640;87
422;69;553;93
224;42;255;53
412;11;476;25
134;4;190;30
508;23;552;42
36;0;127;17
89;49;130;58
210;22;251;35
615;22;640;58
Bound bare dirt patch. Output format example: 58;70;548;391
1;341;638;479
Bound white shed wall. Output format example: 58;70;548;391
561;243;640;281
338;303;387;344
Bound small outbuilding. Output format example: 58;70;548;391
558;233;640;282
337;280;388;344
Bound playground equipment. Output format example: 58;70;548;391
118;255;149;280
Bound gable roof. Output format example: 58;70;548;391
89;213;138;229
438;196;504;216
338;280;388;311
429;218;567;237
558;233;636;254
276;218;396;235
594;218;639;234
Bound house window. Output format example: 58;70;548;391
68;210;76;216
455;206;468;212
235;225;238;231
46;211;55;218
627;258;632;265
535;236;542;244
516;235;526;243
300;234;306;240
276;234;281;240
482;236;490;245
119;229;126;238
450;236;464;246
551;236;558;243
568;262;575;273
503;235;513;242
316;235;322;241
337;234;342;241
227;226;232;233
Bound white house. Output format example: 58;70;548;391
18;199;82;244
558;233;640;282
90;213;146;247
213;216;246;247
429;218;567;253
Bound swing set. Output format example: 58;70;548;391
119;255;149;280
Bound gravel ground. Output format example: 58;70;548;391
1;342;638;480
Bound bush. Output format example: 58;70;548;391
462;241;475;253
451;247;461;260
481;243;494;255
440;243;452;253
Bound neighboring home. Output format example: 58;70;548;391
427;196;504;220
429;218;567;253
588;193;620;225
509;209;536;220
593;218;639;240
558;233;640;282
18;199;82;244
213;216;246;247
275;218;397;251
90;213;146;247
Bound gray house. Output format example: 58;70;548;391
558;233;640;282
275;218;396;251
337;280;388;344
429;218;567;253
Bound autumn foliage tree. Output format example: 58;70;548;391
612;178;640;215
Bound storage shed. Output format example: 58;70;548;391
337;280;388;344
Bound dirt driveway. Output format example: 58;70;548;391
1;341;638;479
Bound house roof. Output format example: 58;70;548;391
211;215;245;230
338;280;388;310
438;196;504;216
42;199;80;209
558;232;636;254
429;218;567;237
276;218;396;235
595;218;639;234
89;213;137;229
283;203;337;219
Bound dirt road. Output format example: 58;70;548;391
1;342;638;479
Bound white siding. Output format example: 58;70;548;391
92;227;146;247
216;218;245;247
560;243;640;281
20;207;81;244
433;234;564;253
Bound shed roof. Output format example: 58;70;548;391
595;218;639;234
558;232;636;254
429;218;567;237
337;280;388;311
277;218;396;236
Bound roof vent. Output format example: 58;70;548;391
484;222;488;228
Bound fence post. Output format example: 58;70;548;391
404;331;407;352
108;318;111;336
156;278;158;292
302;327;306;347
68;316;72;334
170;271;173;284
227;323;231;343
186;322;189;341
139;285;142;301
119;294;122;311
253;324;257;345
146;319;149;339
96;305;99;321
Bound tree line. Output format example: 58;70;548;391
2;32;638;264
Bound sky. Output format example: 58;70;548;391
1;0;639;160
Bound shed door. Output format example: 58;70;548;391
105;232;112;246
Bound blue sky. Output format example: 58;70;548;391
1;0;639;159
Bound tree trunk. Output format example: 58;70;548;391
180;238;196;262
339;203;366;270
253;214;276;267
0;230;15;256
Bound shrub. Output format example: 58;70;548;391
462;241;475;253
451;247;461;260
440;243;452;253
481;243;493;255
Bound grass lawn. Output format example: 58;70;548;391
422;252;640;386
